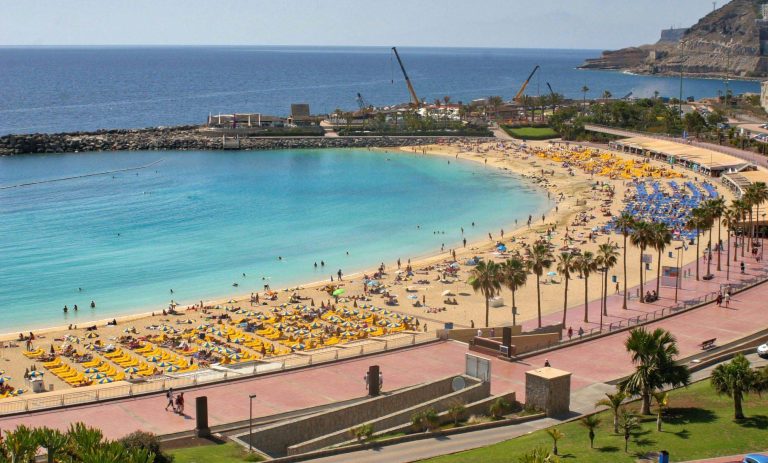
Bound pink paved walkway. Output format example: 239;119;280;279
1;249;766;439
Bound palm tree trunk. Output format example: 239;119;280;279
613;414;619;434
717;218;722;271
727;228;731;280
696;230;701;281
536;276;542;328
603;270;609;316
639;249;645;302
511;289;517;326
485;297;490;328
583;277;589;323
562;277;569;326
707;227;713;276
734;392;744;420
655;247;662;295
622;235;628;309
641;391;651;415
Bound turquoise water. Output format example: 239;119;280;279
0;149;550;332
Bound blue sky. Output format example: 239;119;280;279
0;0;716;49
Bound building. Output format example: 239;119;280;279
291;104;310;118
761;81;768;113
762;3;768;20
207;113;285;128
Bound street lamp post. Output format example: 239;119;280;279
599;266;606;331
248;394;257;453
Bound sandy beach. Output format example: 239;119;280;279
0;138;735;395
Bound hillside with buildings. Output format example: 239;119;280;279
581;0;768;78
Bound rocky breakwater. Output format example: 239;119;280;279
0;126;482;156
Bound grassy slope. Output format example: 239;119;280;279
168;442;263;463
420;380;768;463
503;126;559;140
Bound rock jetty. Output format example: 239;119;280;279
0;126;487;156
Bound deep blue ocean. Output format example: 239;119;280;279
0;46;759;135
0;149;550;331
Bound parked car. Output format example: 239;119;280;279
743;454;768;463
757;342;768;359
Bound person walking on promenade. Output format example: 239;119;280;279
578;327;584;338
567;326;573;340
724;291;731;308
175;393;184;415
165;388;174;412
716;293;723;307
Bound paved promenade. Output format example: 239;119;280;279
0;248;765;440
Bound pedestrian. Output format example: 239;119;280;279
165;388;174;411
724;291;731;308
567;326;573;340
470;319;475;328
716;293;723;307
490;327;495;338
476;328;482;337
578;326;584;338
740;262;746;274
615;281;620;293
423;323;428;332
175;393;184;415
544;359;551;367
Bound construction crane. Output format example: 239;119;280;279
546;82;558;111
391;47;420;108
514;65;540;102
622;91;634;100
356;92;370;111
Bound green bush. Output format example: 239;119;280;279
119;430;174;463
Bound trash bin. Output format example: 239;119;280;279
444;322;454;330
658;450;669;463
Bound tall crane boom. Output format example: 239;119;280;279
514;65;540;102
391;47;420;108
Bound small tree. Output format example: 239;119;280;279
711;354;768;419
489;397;510;419
546;428;565;455
34;427;68;463
411;408;440;432
652;391;669;431
595;391;626;434
349;423;373;443
579;414;601;448
517;446;561;463
619;410;640;453
447;400;467;426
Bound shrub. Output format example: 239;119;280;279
349;424;373;443
118;431;174;463
489;397;511;419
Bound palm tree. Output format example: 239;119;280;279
468;260;502;328
744;182;768;252
652;391;669;431
2;425;38;463
700;200;719;277
601;90;612;100
731;198;748;260
651;222;672;296
574;251;597;322
501;257;528;326
34;427;68;463
619;327;691;415
546;428;565;455
686;208;710;281
580;415;601;448
517;447;561;463
707;197;726;271
528;242;554;328
556;252;577;326
597;242;619;316
630;221;654;301
581;85;590;114
619;410;640;453
614;213;635;309
722;206;739;279
596;391;626;434
711;353;768;419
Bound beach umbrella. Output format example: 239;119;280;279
407;295;418;300
98;377;114;384
88;373;107;380
84;367;100;374
292;343;306;351
547;271;558;277
85;332;99;339
442;290;454;296
332;288;345;297
28;371;44;378
227;353;243;360
146;355;161;362
0;376;11;384
156;361;171;367
124;367;139;374
200;342;215;349
10;389;25;396
366;280;380;287
166;365;180;372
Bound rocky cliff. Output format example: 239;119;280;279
580;0;768;78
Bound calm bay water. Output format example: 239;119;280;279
0;149;550;332
0;46;759;135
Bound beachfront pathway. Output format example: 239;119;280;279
0;251;767;440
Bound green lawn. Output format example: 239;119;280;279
420;380;768;462
168;442;263;463
503;126;559;140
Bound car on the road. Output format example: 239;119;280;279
757;342;768;359
743;454;768;463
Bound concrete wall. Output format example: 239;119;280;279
287;379;491;455
248;375;478;456
437;325;522;343
468;332;562;357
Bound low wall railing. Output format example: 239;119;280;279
0;332;436;416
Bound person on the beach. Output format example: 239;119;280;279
337;269;343;281
90;300;95;308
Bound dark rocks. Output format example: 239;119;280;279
0;126;491;156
